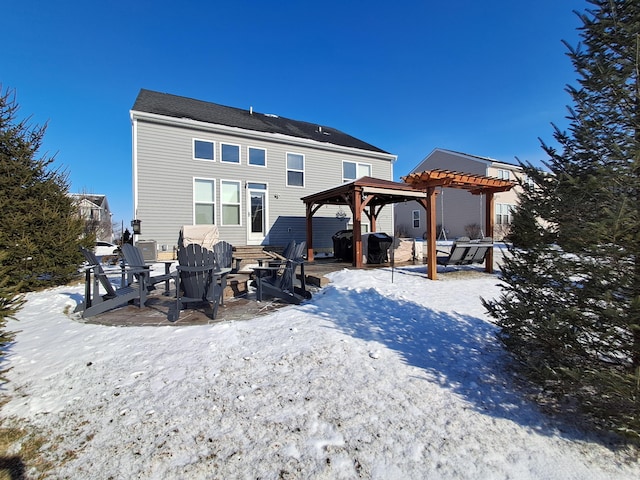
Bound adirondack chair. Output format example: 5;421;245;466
253;241;310;304
121;243;175;296
211;240;234;304
261;240;296;264
254;240;298;284
213;240;234;271
174;243;227;321
76;246;146;318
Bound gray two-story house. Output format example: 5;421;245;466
130;89;397;257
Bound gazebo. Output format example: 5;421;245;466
301;176;425;267
301;171;515;280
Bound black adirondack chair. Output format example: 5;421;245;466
253;241;310;304
76;246;146;318
121;243;175;296
211;240;235;303
174;243;227;321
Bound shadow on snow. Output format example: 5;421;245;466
303;276;597;444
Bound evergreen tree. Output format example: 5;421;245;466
0;87;88;291
484;0;640;440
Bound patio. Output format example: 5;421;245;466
79;257;357;327
79;244;508;327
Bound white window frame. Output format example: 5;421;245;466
248;146;267;167
497;169;510;180
412;210;420;229
220;142;241;164
193;139;215;161
193;177;216;225
342;160;372;183
286;152;305;187
523;174;536;189
495;203;513;225
348;222;370;234
220;179;242;226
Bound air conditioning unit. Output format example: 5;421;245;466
135;240;157;262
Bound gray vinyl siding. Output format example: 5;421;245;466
134;116;395;251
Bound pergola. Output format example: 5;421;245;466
402;169;515;279
301;171;515;280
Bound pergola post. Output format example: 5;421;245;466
353;186;363;267
485;192;495;273
426;187;437;280
369;205;377;232
305;202;315;262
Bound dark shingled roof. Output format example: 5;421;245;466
132;89;390;155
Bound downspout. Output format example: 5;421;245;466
130;111;138;242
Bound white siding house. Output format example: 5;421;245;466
130;90;397;256
395;148;526;240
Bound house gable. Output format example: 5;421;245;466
410;148;521;176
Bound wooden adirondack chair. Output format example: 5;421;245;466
174;243;227;321
76;246;146;318
121;243;175;295
253;241;310;304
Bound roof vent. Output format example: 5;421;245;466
250;106;253;115
264;113;279;118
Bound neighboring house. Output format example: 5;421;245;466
395;148;527;240
70;193;114;242
130;89;397;255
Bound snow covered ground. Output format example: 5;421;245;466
2;264;638;479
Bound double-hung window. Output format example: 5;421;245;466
221;180;241;225
194;139;215;161
194;178;215;224
248;147;266;167
286;153;304;187
343;161;371;182
412;210;420;229
523;174;536;190
496;203;513;225
221;143;240;164
497;169;510;180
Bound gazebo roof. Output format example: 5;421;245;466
301;176;425;207
402;169;516;194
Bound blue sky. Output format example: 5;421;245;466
5;0;585;228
